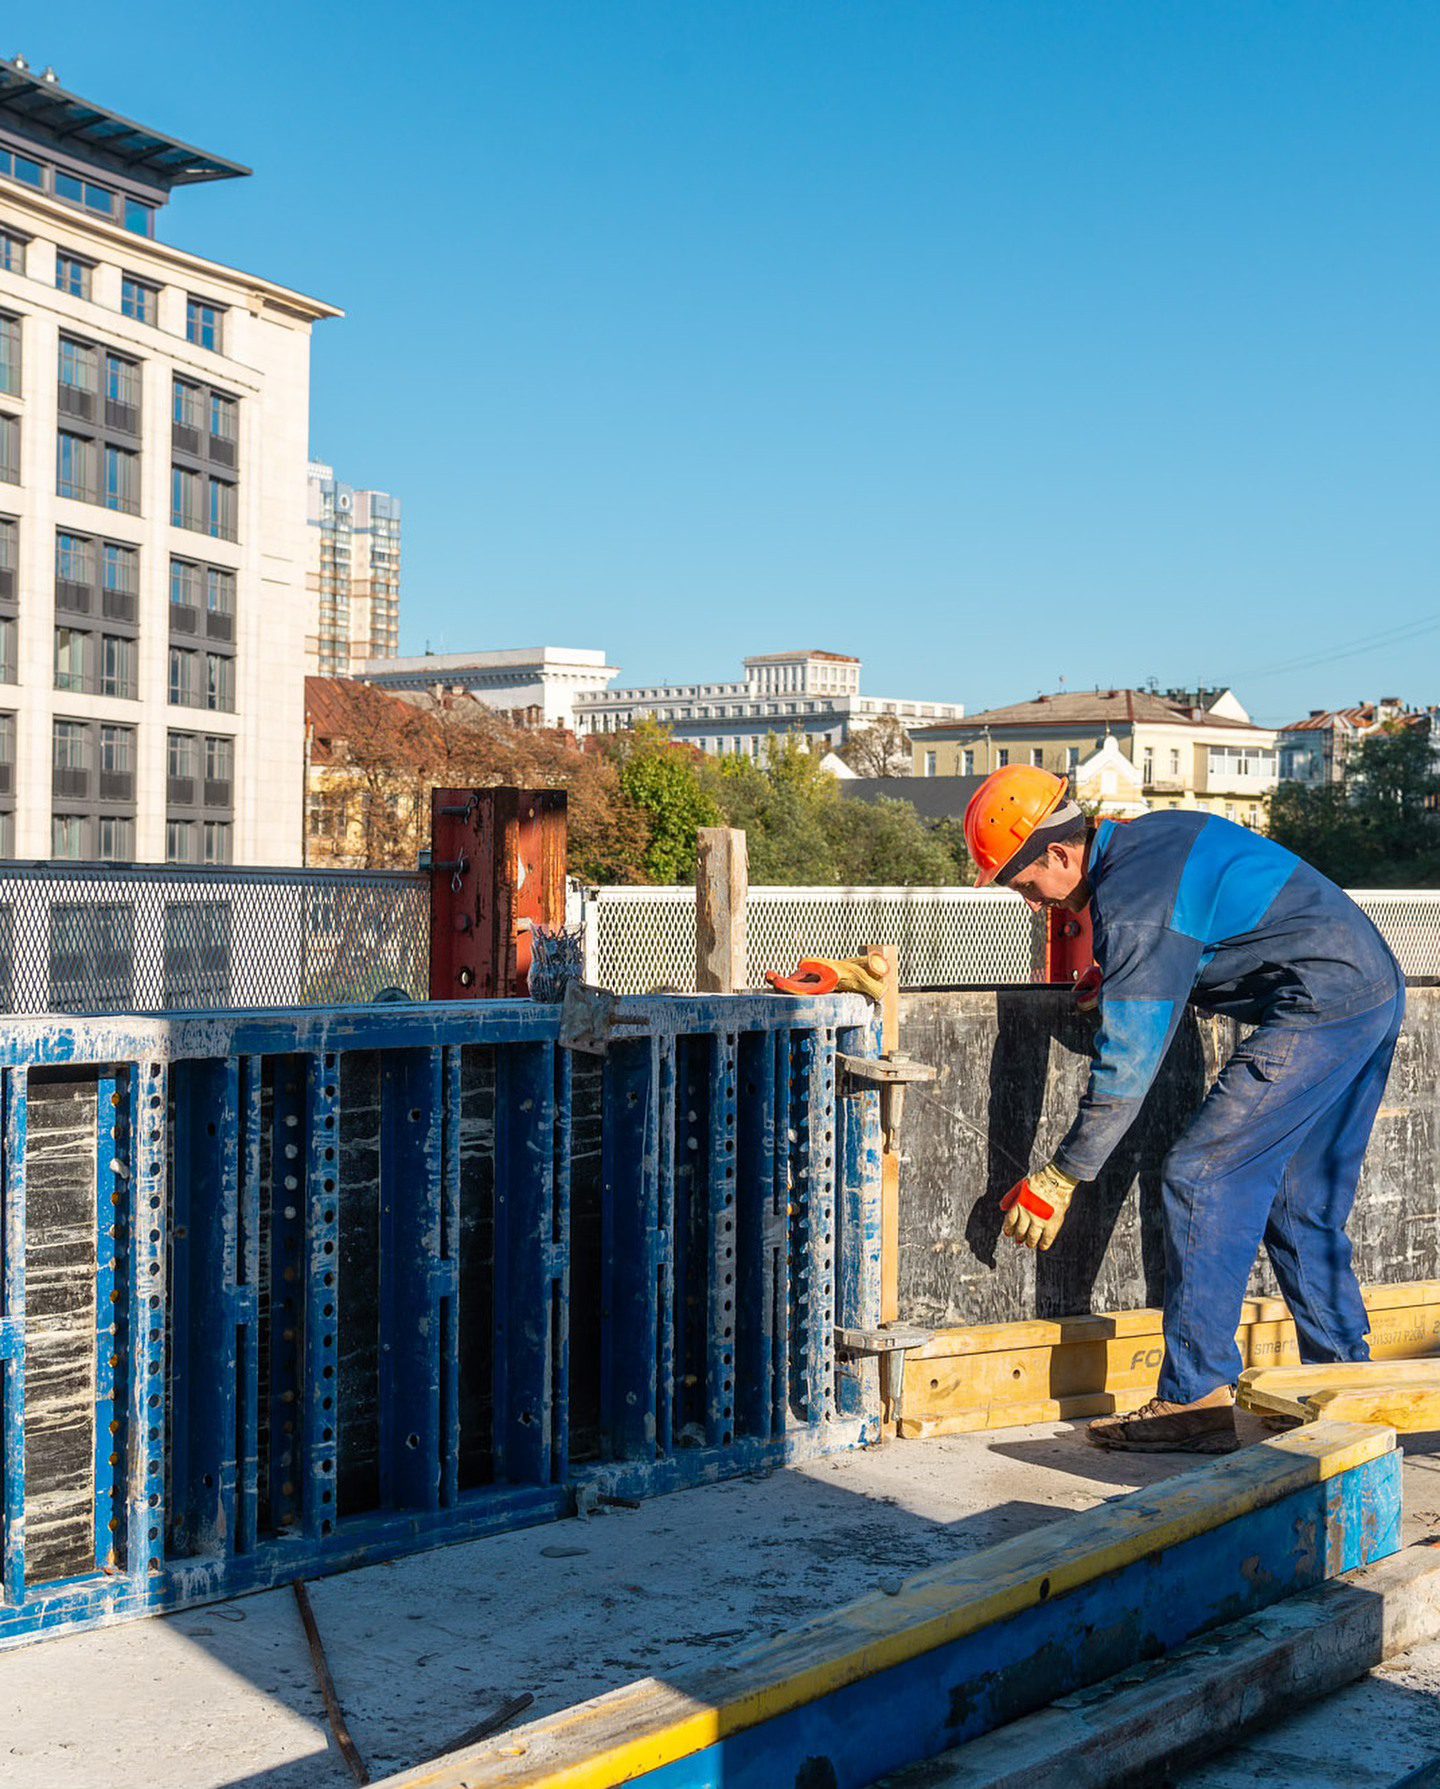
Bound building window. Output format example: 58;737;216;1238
1142;748;1155;783
168;729;197;789
100;634;137;700
54;627;89;692
205;652;235;712
57;432;98;503
169;647;197;707
209;391;237;447
923;750;937;777
0;150;43;190
96;815;134;861
310;789;349;839
55;254;93;301
0;712;14;792
0;515;15;600
121;276;158;325
0;314;18;397
104;445;140;515
1030;747;1044;768
123;198;155;238
55;171;115;218
185;298;223;352
171;466;202;530
0;231;25;275
48;903;136;1010
170;557;202;615
203;820;232;865
1169;748;1181;777
996;748;1010;768
105;353;141;426
962;749;975;775
52;815;85;860
58;337;98;417
0;413;18;484
0;617;14;684
101;542;139;622
207;478;237;541
204;734;234;800
166;819;198;864
1067;746;1081;771
53;719;88;792
173;378;203;434
56;529;95;601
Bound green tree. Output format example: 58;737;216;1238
1269;723;1440;886
615;721;723;882
830;797;966;884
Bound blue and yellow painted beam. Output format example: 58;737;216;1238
377;1421;1401;1789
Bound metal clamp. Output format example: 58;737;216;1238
835;1324;932;1429
836;1053;937;1151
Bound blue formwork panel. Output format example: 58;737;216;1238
0;992;881;1648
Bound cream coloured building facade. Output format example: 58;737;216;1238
0;59;337;864
913;688;1279;830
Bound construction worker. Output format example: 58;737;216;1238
963;766;1404;1454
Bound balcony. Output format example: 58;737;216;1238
208;434;236;470
58;382;96;423
102;588;138;624
172;420;201;456
56;579;91;615
53;766;88;799
99;770;135;803
205;609;234;644
169;602;199;636
168;774;196;806
203;777;232;810
105;397;140;437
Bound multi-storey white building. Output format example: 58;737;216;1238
362;646;619;729
306;462;401;677
0;57;337;864
573;650;965;756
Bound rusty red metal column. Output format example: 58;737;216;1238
429;787;568;999
1045;903;1094;986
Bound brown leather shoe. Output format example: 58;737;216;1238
1087;1394;1241;1454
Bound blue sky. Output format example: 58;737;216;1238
24;2;1440;726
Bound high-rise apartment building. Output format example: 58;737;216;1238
306;462;401;676
0;56;337;864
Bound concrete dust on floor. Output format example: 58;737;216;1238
2;1417;1433;1789
0;1420;1188;1789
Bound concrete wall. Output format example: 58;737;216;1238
896;985;1440;1330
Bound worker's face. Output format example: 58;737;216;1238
1005;841;1089;914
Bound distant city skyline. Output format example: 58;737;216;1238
28;1;1440;729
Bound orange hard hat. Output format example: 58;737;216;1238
964;766;1068;886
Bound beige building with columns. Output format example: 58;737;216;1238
912;688;1280;831
0;57;338;864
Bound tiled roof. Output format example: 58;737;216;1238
305;676;439;767
910;689;1258;736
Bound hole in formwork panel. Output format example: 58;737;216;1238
670;1036;713;1447
456;1046;497;1488
336;1050;380;1519
565;1054;604;1463
255;1056;312;1540
24;1068;106;1585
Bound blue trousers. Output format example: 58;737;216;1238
1158;984;1405;1404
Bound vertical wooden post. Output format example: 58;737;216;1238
695;828;748;994
869;942;901;1329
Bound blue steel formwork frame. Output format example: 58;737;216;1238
0;991;881;1648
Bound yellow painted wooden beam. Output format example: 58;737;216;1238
1239;1358;1440;1430
903;1282;1440;1438
382;1422;1394;1789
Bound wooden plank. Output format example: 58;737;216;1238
370;1422;1399;1789
906;1282;1440;1435
695;828;747;995
881;1542;1440;1789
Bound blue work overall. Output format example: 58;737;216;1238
1051;812;1404;1405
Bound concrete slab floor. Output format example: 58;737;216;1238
0;1416;1433;1789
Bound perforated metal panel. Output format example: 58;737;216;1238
0;865;428;1013
584;885;1440;994
1349;893;1440;979
583;885;1046;993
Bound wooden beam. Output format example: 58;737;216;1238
695;828;748;994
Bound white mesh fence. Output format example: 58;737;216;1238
581;885;1440;994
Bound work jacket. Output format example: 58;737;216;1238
1052;811;1401;1183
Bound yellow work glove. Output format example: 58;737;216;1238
1000;1162;1081;1252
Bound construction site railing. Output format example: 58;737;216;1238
581;884;1440;992
0;863;429;1014
0;991;880;1647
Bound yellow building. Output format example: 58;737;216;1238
912;688;1278;830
